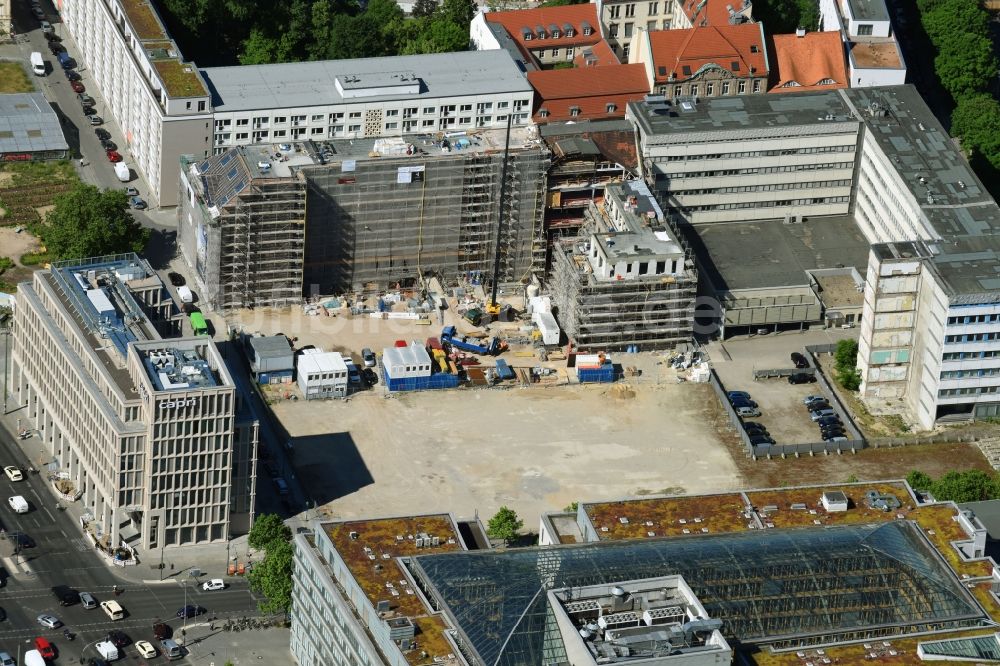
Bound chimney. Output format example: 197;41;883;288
795;26;806;37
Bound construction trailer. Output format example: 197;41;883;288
301;131;549;295
550;181;697;351
178;150;307;311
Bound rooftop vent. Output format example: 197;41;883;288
795;26;806;36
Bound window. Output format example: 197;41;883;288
609;23;619;37
198;101;206;112
649;1;658;13
738;80;746;93
459;116;471;124
673;85;682;97
722;81;730;94
311;114;324;122
386;109;399;117
310;127;323;135
625;3;635;16
236;118;249;126
552;28;560;38
570;106;581;117
348;124;361;132
274;116;287;124
498;101;509;108
460;104;472;111
689;84;698;96
349;111;362;119
539;109;550;118
706;82;714;96
648;20;657;29
623;44;630;58
583;25;593;35
752;79;761;93
235;132;248;140
552;48;560;57
274;130;286;137
750;44;759;53
185;101;191;109
606;102;617;112
385;122;398;130
404;107;418;118
609;5;621;18
624;22;633;37
857;23;873;35
524;32;533;41
423;106;435;114
421;119;434;127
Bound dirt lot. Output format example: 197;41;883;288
271;380;744;525
0;225;43;289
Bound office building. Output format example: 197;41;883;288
291;480;1000;666
818;0;906;87
10;255;257;550
550;180;697;350
58;0;212;207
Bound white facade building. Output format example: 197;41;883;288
296;350;348;399
819;0;906;87
57;0;212;207
201;51;534;151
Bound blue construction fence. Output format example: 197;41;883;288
578;362;615;383
382;368;460;392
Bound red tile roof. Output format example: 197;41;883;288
529;64;650;123
572;39;622;67
680;0;753;27
485;4;602;51
769;32;848;93
647;24;767;83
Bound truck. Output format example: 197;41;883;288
114;162;130;182
440;326;505;356
29;52;45;76
96;640;120;660
23;650;45;666
176;285;193;304
189;311;208;336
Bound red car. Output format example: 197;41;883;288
70;81;85;93
34;637;55;659
106;150;122;162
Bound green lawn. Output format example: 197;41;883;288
0;61;35;93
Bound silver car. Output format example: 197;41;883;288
0;651;13;666
79;591;97;609
37;613;61;628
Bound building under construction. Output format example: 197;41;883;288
178;149;307;311
551;180;697;351
301;130;549;295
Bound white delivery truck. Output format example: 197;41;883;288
114;162;130;182
176;285;193;304
30;52;45;76
96;641;119;660
23;650;45;666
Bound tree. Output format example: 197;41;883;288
248;513;292;551
833;339;861;391
487;506;523;546
437;0;476;28
248;539;294;615
40;184;149;260
934;32;997;99
930;470;999;503
327;14;388;59
906;470;934;491
952;94;1000;171
411;0;438;17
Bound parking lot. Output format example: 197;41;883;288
706;330;858;446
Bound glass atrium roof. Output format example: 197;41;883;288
411;521;986;666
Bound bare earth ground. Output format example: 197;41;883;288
0;225;42;284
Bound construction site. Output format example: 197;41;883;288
549;180;698;351
300;129;549;295
178;150;308;311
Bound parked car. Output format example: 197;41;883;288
804;401;830;412
735;405;761;418
152;622;171;640
803;395;826;406
51;585;77;606
748;434;775;446
34;637;55;660
71;81;85;94
0;651;13;666
13;533;35;549
175;605;203;619
106;150;122;162
362;367;378;387
810;408;837;421
49;43;65;55
64;69;81;81
362;348;376;367
44;31;61;42
790;352;808;369
202;579;225;591
101;139;117;151
95;129;111;141
743;422;769;435
83;106;97;116
37;614;61;629
730;397;757;408
136;641;157;659
89;115;104;126
107;630;129;648
167;271;184;286
826;436;849;442
727;391;752;401
78;93;95;106
788;373;817;384
79;591;97;609
3;466;22;482
130;196;146;210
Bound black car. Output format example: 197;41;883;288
790;352;808;369
730;397;757;408
106;630;129;648
362;367;378;387
95;128;111;141
805;401;830;412
64;70;81;81
168;272;185;287
748;434;776;446
45;32;61;42
51;585;78;606
816;416;842;427
101;139;117;151
83;106;97;116
788;373;817;384
152;622;171;640
176;605;203;619
49;43;65;55
743;422;769;435
13;532;35;549
78;93;95;106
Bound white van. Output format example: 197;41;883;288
29;52;45;77
7;495;28;514
100;599;124;620
96;641;119;661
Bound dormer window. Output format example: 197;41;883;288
539;108;550;117
606;103;617;112
536;25;546;38
582;22;593;35
569;106;581;117
522;27;532;41
565;23;575;37
552;28;561;38
750;44;759;53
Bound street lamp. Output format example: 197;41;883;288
16;638;29;664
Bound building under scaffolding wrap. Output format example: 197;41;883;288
550;180;697;351
301;131;549;295
178;150;307;311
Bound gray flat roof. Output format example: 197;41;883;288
249;335;291;359
0;93;68;153
846;0;890;23
628;92;857;140
691;215;871;292
201;51;532;113
842;86;1000;301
